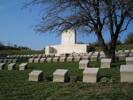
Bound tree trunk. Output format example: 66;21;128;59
110;43;116;62
96;32;110;58
110;35;118;62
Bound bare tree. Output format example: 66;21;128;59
27;0;133;61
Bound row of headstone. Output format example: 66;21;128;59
29;68;99;83
120;57;133;82
28;56;81;63
7;54;45;59
0;63;28;70
99;50;133;61
6;54;55;59
27;51;101;63
1;57;133;83
81;52;93;60
79;58;112;69
0;59;18;63
79;57;133;82
120;65;133;82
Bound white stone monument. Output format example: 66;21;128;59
45;29;89;55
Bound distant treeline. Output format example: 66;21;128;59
0;42;45;56
0;42;31;50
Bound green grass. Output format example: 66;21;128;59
0;62;133;100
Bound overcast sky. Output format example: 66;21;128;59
0;0;132;50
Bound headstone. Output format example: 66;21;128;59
59;57;66;62
12;59;17;63
79;60;89;69
53;57;59;62
42;54;46;57
101;58;111;68
120;65;133;82
90;52;99;61
29;70;43;81
0;59;3;63
129;53;133;57
0;63;5;70
33;54;38;58
3;59;8;63
8;59;12;63
126;57;133;65
46;57;52;62
118;54;126;61
82;55;89;60
53;69;68;82
40;58;46;63
74;56;81;62
124;50;130;56
129;51;133;57
37;54;42;58
8;63;16;70
19;63;28;71
34;58;40;63
99;51;106;59
67;56;73;62
83;68;99;83
28;58;34;63
118;50;123;54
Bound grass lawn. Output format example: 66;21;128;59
0;61;133;100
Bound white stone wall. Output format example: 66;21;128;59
47;44;88;55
